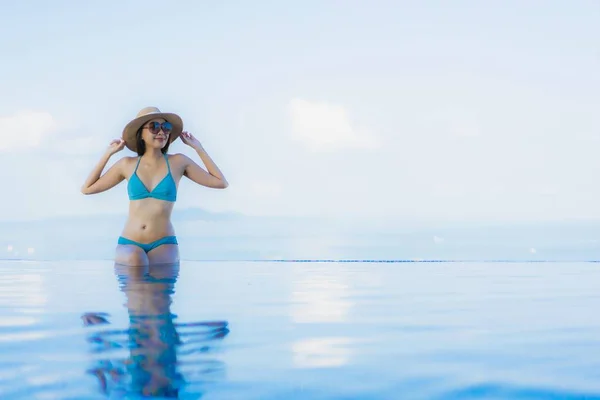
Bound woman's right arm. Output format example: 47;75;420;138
81;139;127;195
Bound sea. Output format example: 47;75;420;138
1;215;599;399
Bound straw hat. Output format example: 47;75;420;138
122;106;184;152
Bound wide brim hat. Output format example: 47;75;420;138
122;106;184;152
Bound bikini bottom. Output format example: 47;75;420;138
117;236;178;253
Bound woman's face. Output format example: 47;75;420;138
141;118;172;149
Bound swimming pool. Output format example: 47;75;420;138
1;260;599;399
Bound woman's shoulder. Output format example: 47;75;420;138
118;156;139;164
167;152;190;163
113;156;138;170
166;153;192;172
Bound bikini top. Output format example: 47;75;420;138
127;154;177;202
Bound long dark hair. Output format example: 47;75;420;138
135;124;171;156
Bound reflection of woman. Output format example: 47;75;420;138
83;264;228;398
118;263;183;397
80;106;229;266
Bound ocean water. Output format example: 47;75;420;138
1;257;600;399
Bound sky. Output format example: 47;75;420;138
0;1;598;222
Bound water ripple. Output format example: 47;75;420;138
78;264;230;398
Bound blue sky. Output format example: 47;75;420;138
0;1;598;222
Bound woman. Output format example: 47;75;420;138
81;106;228;266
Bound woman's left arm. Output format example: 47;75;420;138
179;131;229;189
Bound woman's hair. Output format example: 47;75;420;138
135;123;171;156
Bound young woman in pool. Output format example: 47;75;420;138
81;106;228;266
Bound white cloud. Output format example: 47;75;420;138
288;99;380;152
0;111;57;151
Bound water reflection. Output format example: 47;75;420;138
81;263;229;398
289;264;356;369
0;270;47;311
290;264;352;323
292;337;355;368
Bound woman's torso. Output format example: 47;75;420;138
120;154;182;243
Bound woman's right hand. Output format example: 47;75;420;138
105;139;125;156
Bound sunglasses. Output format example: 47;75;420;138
144;121;173;135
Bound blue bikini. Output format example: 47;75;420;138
117;235;177;252
118;154;178;252
127;154;177;202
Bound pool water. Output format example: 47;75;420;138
1;260;600;399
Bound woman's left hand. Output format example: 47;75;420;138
180;131;203;149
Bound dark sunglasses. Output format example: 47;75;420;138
144;121;173;135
